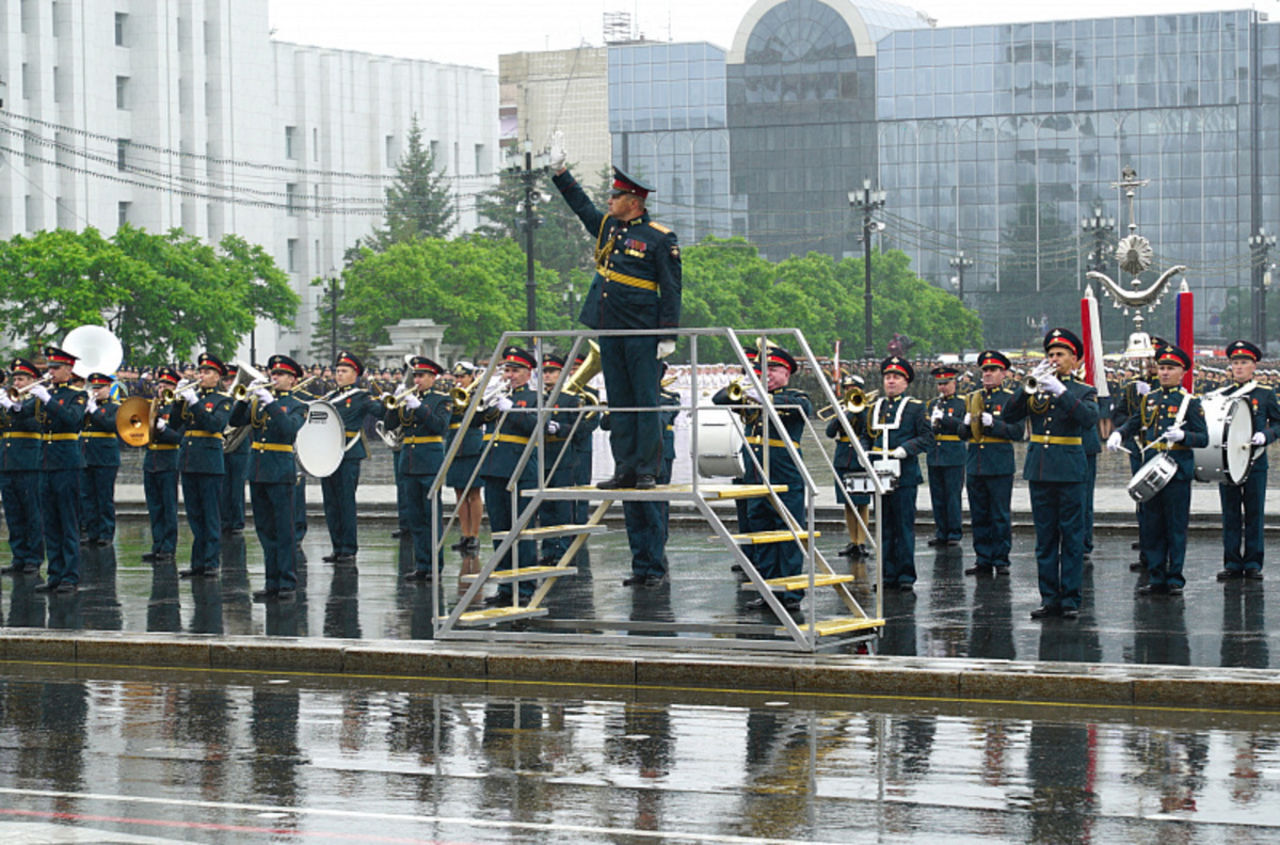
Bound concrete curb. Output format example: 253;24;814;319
4;630;1280;712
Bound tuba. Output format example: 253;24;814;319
560;340;602;400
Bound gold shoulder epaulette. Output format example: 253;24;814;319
649;221;672;234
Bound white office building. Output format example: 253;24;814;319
0;0;498;360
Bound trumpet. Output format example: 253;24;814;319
817;386;877;422
449;384;475;412
383;385;420;409
724;376;759;405
482;379;511;409
6;375;51;401
160;377;200;404
1022;359;1054;394
229;360;271;400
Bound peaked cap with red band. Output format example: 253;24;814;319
45;346;77;367
408;356;443;375
881;356;915;383
335;350;364;375
87;372;113;386
155;366;181;385
197;352;227;377
930;364;959;381
764;345;797;374
10;358;39;378
267;354;303;377
542;353;566;370
501;346;536;369
978;350;1012;370
1156;345;1191;370
1043;327;1084;358
611;166;654;199
1227;340;1262;362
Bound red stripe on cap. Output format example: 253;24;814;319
884;363;910;377
980;357;1004;368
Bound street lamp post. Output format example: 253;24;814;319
849;178;887;358
1250;227;1277;348
948;249;974;303
511;140;548;333
1081;207;1116;276
328;266;339;364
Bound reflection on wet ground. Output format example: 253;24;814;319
2;518;1275;669
0;665;1278;843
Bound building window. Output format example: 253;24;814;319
116;138;129;171
385;134;396;166
474;143;485;174
313;127;319;160
52;65;62;102
118;201;130;228
286;238;298;273
286;183;298;216
313;184;319;213
114;12;127;46
285;126;297;159
21;63;30;101
115;76;129;110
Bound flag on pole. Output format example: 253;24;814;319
1175;279;1194;391
1080;284;1109;397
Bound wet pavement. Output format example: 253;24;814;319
0;661;1278;843
0;514;1275;669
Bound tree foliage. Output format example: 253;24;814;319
357;116;457;254
0;226;297;367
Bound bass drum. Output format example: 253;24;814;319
694;405;745;478
296;400;345;478
1194;395;1255;485
1127;452;1178;503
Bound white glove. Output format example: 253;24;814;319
253;386;274;406
890;446;908;459
930;407;944;423
1165;426;1185;443
1038;372;1066;396
179;387;199;405
1252;431;1267;447
962;412;972;427
155;417;167;431
548;130;567;172
0;395;17;411
29;384;50;403
495;396;514;413
85;396;98;415
1106;431;1123;452
546;420;561;435
656;340;676;359
743;386;762;404
981;412;994;427
1135;381;1151;395
402;393;422;410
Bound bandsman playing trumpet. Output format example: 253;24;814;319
31;345;89;594
925;364;966;549
825;373;872;561
220;364;250;535
536;354;579;567
1109;345;1207;596
1007;329;1099;618
958;351;1023;576
320;351;386;565
0;358;46;576
446;362;484;554
81;372;121;548
142;367;183;565
176;353;233;578
229;354;308;602
387;356;452;583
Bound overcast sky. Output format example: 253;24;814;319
268;0;1273;70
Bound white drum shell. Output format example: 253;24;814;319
694;405;745;478
1194;395;1254;485
1127;453;1177;503
296;400;345;478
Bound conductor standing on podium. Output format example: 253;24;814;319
549;132;682;490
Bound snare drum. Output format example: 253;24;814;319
694;405;746;478
1194;395;1255;485
296;400;345;478
1127;453;1177;503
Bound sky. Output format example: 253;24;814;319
267;0;1274;70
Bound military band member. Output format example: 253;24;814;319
321;351;386;564
1006;329;1099;618
30;345;88;593
446;361;484;553
567;350;600;525
478;346;541;605
1110;343;1162;571
536;354;579;566
176;354;233;578
0;358;45;575
827;373;871;560
81;372;120;548
220;364;250;534
550;135;682;492
1215;340;1280;580
714;345;812;610
1109;345;1207;595
388;356;452;582
143;367;183;564
857;357;932;592
926;364;966;548
229;354;308;602
958;351;1023;575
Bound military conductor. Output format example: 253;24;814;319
549;132;682;490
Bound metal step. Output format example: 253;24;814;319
537;483;787;501
744;573;855;591
494;524;610;541
725;529;821;545
453;606;549;626
774;616;885;636
460;565;578;584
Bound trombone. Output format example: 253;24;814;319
816;385;877;422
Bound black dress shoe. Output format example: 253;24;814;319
642;574;669;588
322;553;338;562
403;570;433;582
20;565;40;575
1030;605;1059;619
54;582;77;595
178;568;204;578
1245;570;1264;581
152;553;175;565
275;588;297;602
744;596;768;610
926;538;944;547
483;593;512;606
964;564;993;576
252;588;278;602
596;474;636;490
1166;585;1184;595
464;537;481;553
622;574;645;586
994;565;1010;575
837;542;857;557
780;595;802;611
200;569;220;578
634;474;656;490
1217;568;1243;581
333;553;356;564
33;582;57;594
391;529;405;539
1130;540;1141;550
898;582;915;593
0;563;23;575
1129;561;1145;572
946;539;962;547
141;551;159;562
1136;583;1168;596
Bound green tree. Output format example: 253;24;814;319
357;116;457;254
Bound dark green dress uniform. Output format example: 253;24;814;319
536;358;580;564
553;166;681;485
479;347;541;602
220;366;250;533
857;360;932;590
144;369;183;561
1;360;45;574
609;378;680;584
177;368;233;577
1111;372;1159;570
386;358;452;580
569;380;600;524
925;369;966;546
228;355;308;599
445;388;484;492
321;354;387;562
957;357;1023;574
1116;364;1207;593
37;351;88;591
81;375;120;546
1003;330;1099;615
1217;340;1280;578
